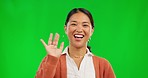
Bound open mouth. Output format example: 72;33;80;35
74;34;84;39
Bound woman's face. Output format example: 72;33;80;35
65;12;94;48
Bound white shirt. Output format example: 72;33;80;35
62;47;96;78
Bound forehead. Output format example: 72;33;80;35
69;12;91;23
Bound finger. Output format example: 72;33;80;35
53;33;59;46
48;33;53;45
59;42;64;51
40;39;47;47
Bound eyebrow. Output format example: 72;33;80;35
70;21;90;24
83;22;89;24
70;21;77;23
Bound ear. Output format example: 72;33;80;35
90;28;94;36
64;25;67;34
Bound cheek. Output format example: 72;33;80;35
85;28;92;35
67;30;75;40
67;26;75;34
66;27;75;38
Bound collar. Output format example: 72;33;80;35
62;46;93;56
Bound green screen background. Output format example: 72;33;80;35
0;0;148;78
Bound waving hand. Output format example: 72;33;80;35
40;33;64;58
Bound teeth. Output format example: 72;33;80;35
74;34;84;38
75;35;83;37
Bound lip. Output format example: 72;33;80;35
73;34;84;41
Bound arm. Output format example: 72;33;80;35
35;33;64;78
103;59;116;78
35;55;59;78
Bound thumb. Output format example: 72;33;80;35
40;39;47;47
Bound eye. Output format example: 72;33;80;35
71;23;77;26
83;24;89;27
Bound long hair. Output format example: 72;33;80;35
65;8;94;52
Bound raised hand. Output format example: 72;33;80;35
40;33;64;58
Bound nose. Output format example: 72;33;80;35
76;24;83;33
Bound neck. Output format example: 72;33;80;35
68;45;87;58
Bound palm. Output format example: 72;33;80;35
41;33;64;57
45;45;62;57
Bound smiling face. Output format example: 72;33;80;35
65;12;94;48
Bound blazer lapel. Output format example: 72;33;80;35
92;56;100;78
60;54;67;78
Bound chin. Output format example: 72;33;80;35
72;43;86;49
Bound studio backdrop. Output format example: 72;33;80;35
0;0;148;78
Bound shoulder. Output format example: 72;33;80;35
60;54;66;58
58;54;66;62
92;55;109;63
92;55;112;68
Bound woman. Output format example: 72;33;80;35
35;8;116;78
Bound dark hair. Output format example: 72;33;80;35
65;8;94;29
65;8;94;52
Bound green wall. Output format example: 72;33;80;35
0;0;148;78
